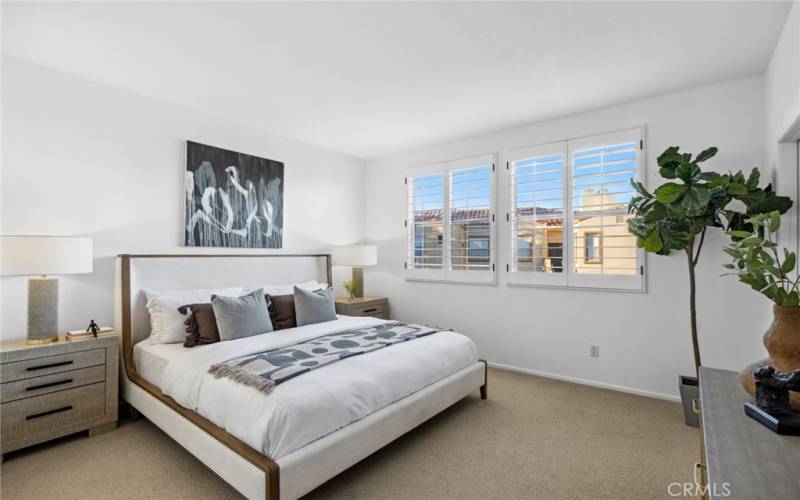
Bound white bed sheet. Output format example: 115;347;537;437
134;340;193;388
149;315;478;460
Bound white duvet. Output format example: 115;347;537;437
159;316;479;459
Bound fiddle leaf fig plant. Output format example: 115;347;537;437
723;212;800;307
627;146;793;373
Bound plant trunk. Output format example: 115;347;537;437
686;248;701;376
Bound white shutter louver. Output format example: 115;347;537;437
567;128;644;290
508;142;568;286
407;167;446;280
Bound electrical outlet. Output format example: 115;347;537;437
590;345;600;358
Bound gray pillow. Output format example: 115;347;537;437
211;288;273;341
294;286;337;327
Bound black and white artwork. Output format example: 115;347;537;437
184;141;283;248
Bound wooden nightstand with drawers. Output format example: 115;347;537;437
335;296;389;319
0;334;119;459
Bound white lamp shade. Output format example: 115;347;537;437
1;236;93;276
332;245;377;267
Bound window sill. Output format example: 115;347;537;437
505;281;646;293
405;276;498;286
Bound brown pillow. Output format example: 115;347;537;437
266;294;296;330
178;303;220;347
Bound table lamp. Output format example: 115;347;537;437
1;236;93;344
332;245;377;300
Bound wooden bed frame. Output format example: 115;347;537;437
116;254;487;499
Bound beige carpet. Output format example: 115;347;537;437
1;368;698;499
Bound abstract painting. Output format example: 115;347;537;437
184;141;283;248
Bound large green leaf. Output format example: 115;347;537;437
695;147;718;163
782;253;796;275
655;183;687;204
746;168;761;190
662;228;690;251
726;183;748;196
657;146;682;169
748;195;793;215
676;163;698;183
641;230;663;253
659;167;677;179
630;180;651;198
682;186;712;211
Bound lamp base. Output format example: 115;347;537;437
352;267;364;299
27;277;59;345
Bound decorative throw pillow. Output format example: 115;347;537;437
178;303;220;347
211;289;273;341
267;294;297;330
144;287;243;344
294;286;337;327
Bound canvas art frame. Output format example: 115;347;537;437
184;141;284;248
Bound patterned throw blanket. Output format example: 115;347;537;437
208;322;444;394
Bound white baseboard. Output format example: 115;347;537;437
487;361;681;403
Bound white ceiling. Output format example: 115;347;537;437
2;1;792;159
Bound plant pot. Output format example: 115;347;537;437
679;375;700;428
739;305;800;411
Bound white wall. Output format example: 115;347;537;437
0;57;366;340
364;76;771;400
765;1;800;255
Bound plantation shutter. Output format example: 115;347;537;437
406;154;496;283
507;142;568;286
406;164;446;280
447;155;496;283
567;128;644;290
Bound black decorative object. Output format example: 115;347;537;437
744;366;800;435
86;319;100;338
184;141;284;248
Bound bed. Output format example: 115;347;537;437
116;254;487;500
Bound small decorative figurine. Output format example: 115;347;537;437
744;366;800;435
86;319;100;338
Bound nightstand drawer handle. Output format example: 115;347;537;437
26;378;73;392
692;398;701;415
693;462;706;486
26;405;73;421
362;308;378;314
26;360;73;371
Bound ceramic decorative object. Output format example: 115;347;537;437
740;306;800;411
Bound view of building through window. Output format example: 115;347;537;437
407;131;640;287
508;133;640;284
409;173;444;269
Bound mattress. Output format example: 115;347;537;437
145;315;479;460
133;340;192;388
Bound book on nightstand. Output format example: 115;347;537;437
66;327;115;341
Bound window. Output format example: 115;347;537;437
583;232;601;263
508;141;568;286
406;155;496;283
507;127;644;290
407;171;445;272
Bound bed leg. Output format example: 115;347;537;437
479;359;488;399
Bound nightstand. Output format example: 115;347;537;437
335;297;389;319
0;334;119;459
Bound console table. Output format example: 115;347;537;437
699;367;800;499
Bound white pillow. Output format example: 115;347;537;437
259;280;324;296
144;287;244;344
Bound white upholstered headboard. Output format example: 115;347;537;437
115;254;331;376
